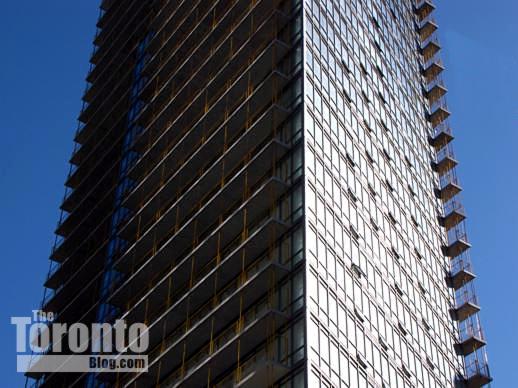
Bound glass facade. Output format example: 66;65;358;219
302;0;489;387
29;1;489;387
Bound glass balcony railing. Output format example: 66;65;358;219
459;316;485;344
465;355;491;385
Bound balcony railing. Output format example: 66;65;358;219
456;316;486;356
447;254;476;290
450;284;480;322
465;356;492;387
429;122;453;149
433;143;457;175
443;227;471;258
436;171;462;202
421;35;441;61
440;199;465;231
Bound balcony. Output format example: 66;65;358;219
422;57;444;82
446;257;476;290
436;172;462;202
131;8;290;152
428;100;450;127
432;145;458;175
455;318;486;356
109;216;288;314
443;237;471;259
421;36;441;61
414;0;435;21
115;140;289;273
418;16;438;41
465;358;492;388
428;123;453;150
125;300;289;387
450;287;480;322
124;98;288;216
439;200;466;230
425;78;447;104
171;309;288;388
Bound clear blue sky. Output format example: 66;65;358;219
0;1;515;386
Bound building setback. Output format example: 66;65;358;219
28;0;490;387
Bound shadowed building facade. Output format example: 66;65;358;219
28;0;490;387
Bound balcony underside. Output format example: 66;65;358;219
446;269;476;290
415;1;435;21
439;208;465;230
428;106;450;127
111;260;288;386
142;261;289;359
120;104;287;244
426;83;447;104
77;0;193;145
138;5;288;108
165;310;287;388
132;9;290;156
421;41;440;61
466;373;492;388
419;19;438;41
130;38;289;176
142;0;284;87
423;60;444;81
429;129;453;150
442;238;471;258
115;175;288;297
455;336;486;356
126;75;288;214
432;155;458;175
435;181;462;202
449;301;480;322
123;95;288;220
44;249;105;290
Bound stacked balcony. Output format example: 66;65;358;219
432;143;458;175
446;255;475;290
428;99;450;128
425;77;447;104
414;0;435;21
415;1;491;386
422;57;445;82
30;0;303;387
455;316;487;356
421;35;441;62
429;123;453;150
439;200;465;231
417;15;438;41
465;356;492;388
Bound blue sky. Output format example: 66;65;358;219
0;1;515;386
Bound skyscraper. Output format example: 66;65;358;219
29;0;490;387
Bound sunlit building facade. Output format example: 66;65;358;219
29;0;490;387
302;0;490;387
